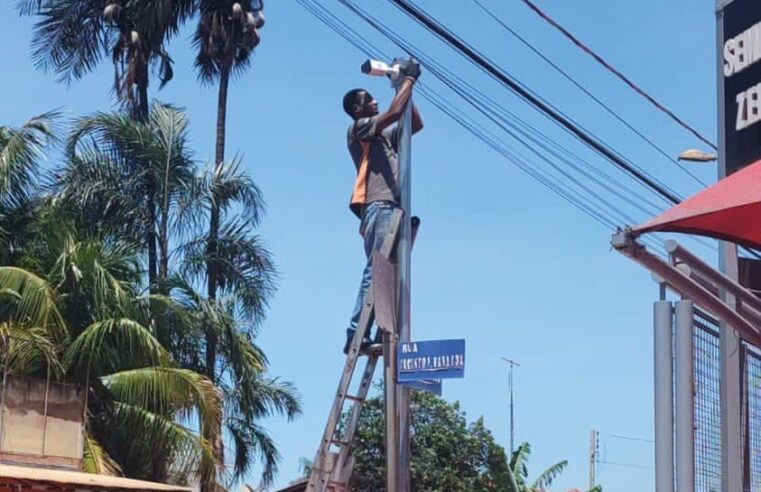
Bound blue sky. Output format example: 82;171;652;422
0;1;723;490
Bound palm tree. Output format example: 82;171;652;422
506;442;568;492
50;106;299;487
159;279;300;486
57;103;196;292
0;112;58;265
0;227;222;488
174;154;284;485
18;0;194;119
192;0;265;305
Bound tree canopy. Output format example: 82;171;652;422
349;390;511;492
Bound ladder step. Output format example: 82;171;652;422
330;439;351;447
344;394;365;403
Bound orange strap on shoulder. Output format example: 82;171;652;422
350;141;372;209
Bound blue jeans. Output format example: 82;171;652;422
348;201;398;338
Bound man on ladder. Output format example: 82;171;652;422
342;61;423;354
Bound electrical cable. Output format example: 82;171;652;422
518;0;717;151
332;0;658;227
380;0;727;256
386;0;684;206
470;0;708;189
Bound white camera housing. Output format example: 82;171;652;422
361;59;400;78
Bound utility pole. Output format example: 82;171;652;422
500;357;519;455
395;59;414;492
361;57;416;492
715;2;743;491
589;430;598;490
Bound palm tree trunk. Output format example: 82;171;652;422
137;82;159;294
206;60;231;377
205;60;232;481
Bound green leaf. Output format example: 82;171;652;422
65;318;169;375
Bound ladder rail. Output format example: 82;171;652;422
307;290;375;492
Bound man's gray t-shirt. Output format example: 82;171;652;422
348;116;400;216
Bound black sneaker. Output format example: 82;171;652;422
361;333;383;356
343;329;375;355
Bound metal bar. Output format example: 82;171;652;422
675;300;695;492
589;430;597;489
385;329;399;492
669;248;761;328
715;2;744;488
654;300;675;492
667;241;761;317
612;235;761;347
395;68;414;492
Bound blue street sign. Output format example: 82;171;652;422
398;339;465;382
399;379;442;396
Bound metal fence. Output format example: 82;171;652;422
745;343;761;490
693;311;722;492
692;309;761;492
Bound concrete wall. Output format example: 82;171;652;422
0;374;84;468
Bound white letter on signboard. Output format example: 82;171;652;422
725;38;737;77
737;90;748;131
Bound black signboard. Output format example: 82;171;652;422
723;0;761;174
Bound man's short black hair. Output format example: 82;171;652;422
343;88;366;118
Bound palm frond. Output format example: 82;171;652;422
82;431;122;476
102;367;222;441
193;0;262;84
109;401;218;490
1;323;63;377
209;157;264;225
180;219;276;320
510;442;531;482
64;318;169;376
226;418;280;486
0;266;66;340
530;460;568;490
0;111;59;209
22;0;112;83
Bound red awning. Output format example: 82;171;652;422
634;158;761;249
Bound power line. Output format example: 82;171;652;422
605;433;655;444
380;0;730;257
470;0;708;189
597;460;653;471
518;0;717;151
332;0;656;227
385;0;684;206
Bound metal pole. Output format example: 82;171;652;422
654;300;675;492
500;357;519;455
588;430;597;490
675;300;695;492
509;364;514;455
715;4;743;490
396;64;414;492
384;332;398;492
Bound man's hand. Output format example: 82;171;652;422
397;59;421;81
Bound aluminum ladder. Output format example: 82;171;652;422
306;209;416;492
